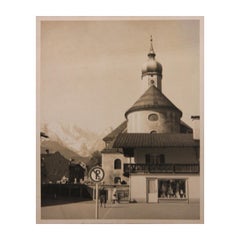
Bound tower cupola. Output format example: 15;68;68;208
141;36;162;77
141;36;163;93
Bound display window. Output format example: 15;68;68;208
158;179;186;199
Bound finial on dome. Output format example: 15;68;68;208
148;35;156;58
150;35;153;45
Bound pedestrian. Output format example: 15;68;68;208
180;189;184;198
112;186;118;204
100;187;107;208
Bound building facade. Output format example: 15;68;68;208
102;37;200;203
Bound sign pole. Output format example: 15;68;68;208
89;166;105;220
95;183;99;219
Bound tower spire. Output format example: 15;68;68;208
148;35;156;58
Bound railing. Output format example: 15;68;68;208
123;163;199;174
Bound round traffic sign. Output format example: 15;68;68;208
89;166;105;183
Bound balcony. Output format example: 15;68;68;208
123;163;199;175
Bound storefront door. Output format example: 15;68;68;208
147;179;158;203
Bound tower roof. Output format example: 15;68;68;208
125;85;182;118
142;36;162;77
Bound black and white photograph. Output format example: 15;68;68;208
37;16;203;223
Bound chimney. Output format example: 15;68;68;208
191;116;200;140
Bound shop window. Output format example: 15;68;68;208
114;159;121;169
158;179;186;199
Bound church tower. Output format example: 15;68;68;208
126;37;182;134
141;36;162;93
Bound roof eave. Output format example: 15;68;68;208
125;106;182;118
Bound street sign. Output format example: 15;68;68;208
89;166;105;219
89;166;105;183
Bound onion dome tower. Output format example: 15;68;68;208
141;36;163;93
125;37;182;134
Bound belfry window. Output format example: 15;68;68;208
114;159;121;169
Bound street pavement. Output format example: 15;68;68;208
41;200;200;222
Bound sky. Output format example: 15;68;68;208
40;18;201;133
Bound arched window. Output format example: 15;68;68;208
114;159;121;169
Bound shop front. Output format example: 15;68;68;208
130;174;199;203
147;177;188;203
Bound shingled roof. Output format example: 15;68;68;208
113;133;199;148
103;119;192;143
125;85;182;117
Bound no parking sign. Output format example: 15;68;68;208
89;166;105;183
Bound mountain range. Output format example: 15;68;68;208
40;122;112;160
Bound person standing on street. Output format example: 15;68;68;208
100;187;107;208
112;186;118;204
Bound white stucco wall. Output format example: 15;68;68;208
134;147;199;164
130;175;147;202
187;175;200;200
101;152;129;184
127;110;180;133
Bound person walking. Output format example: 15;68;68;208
112;186;118;204
99;187;107;208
